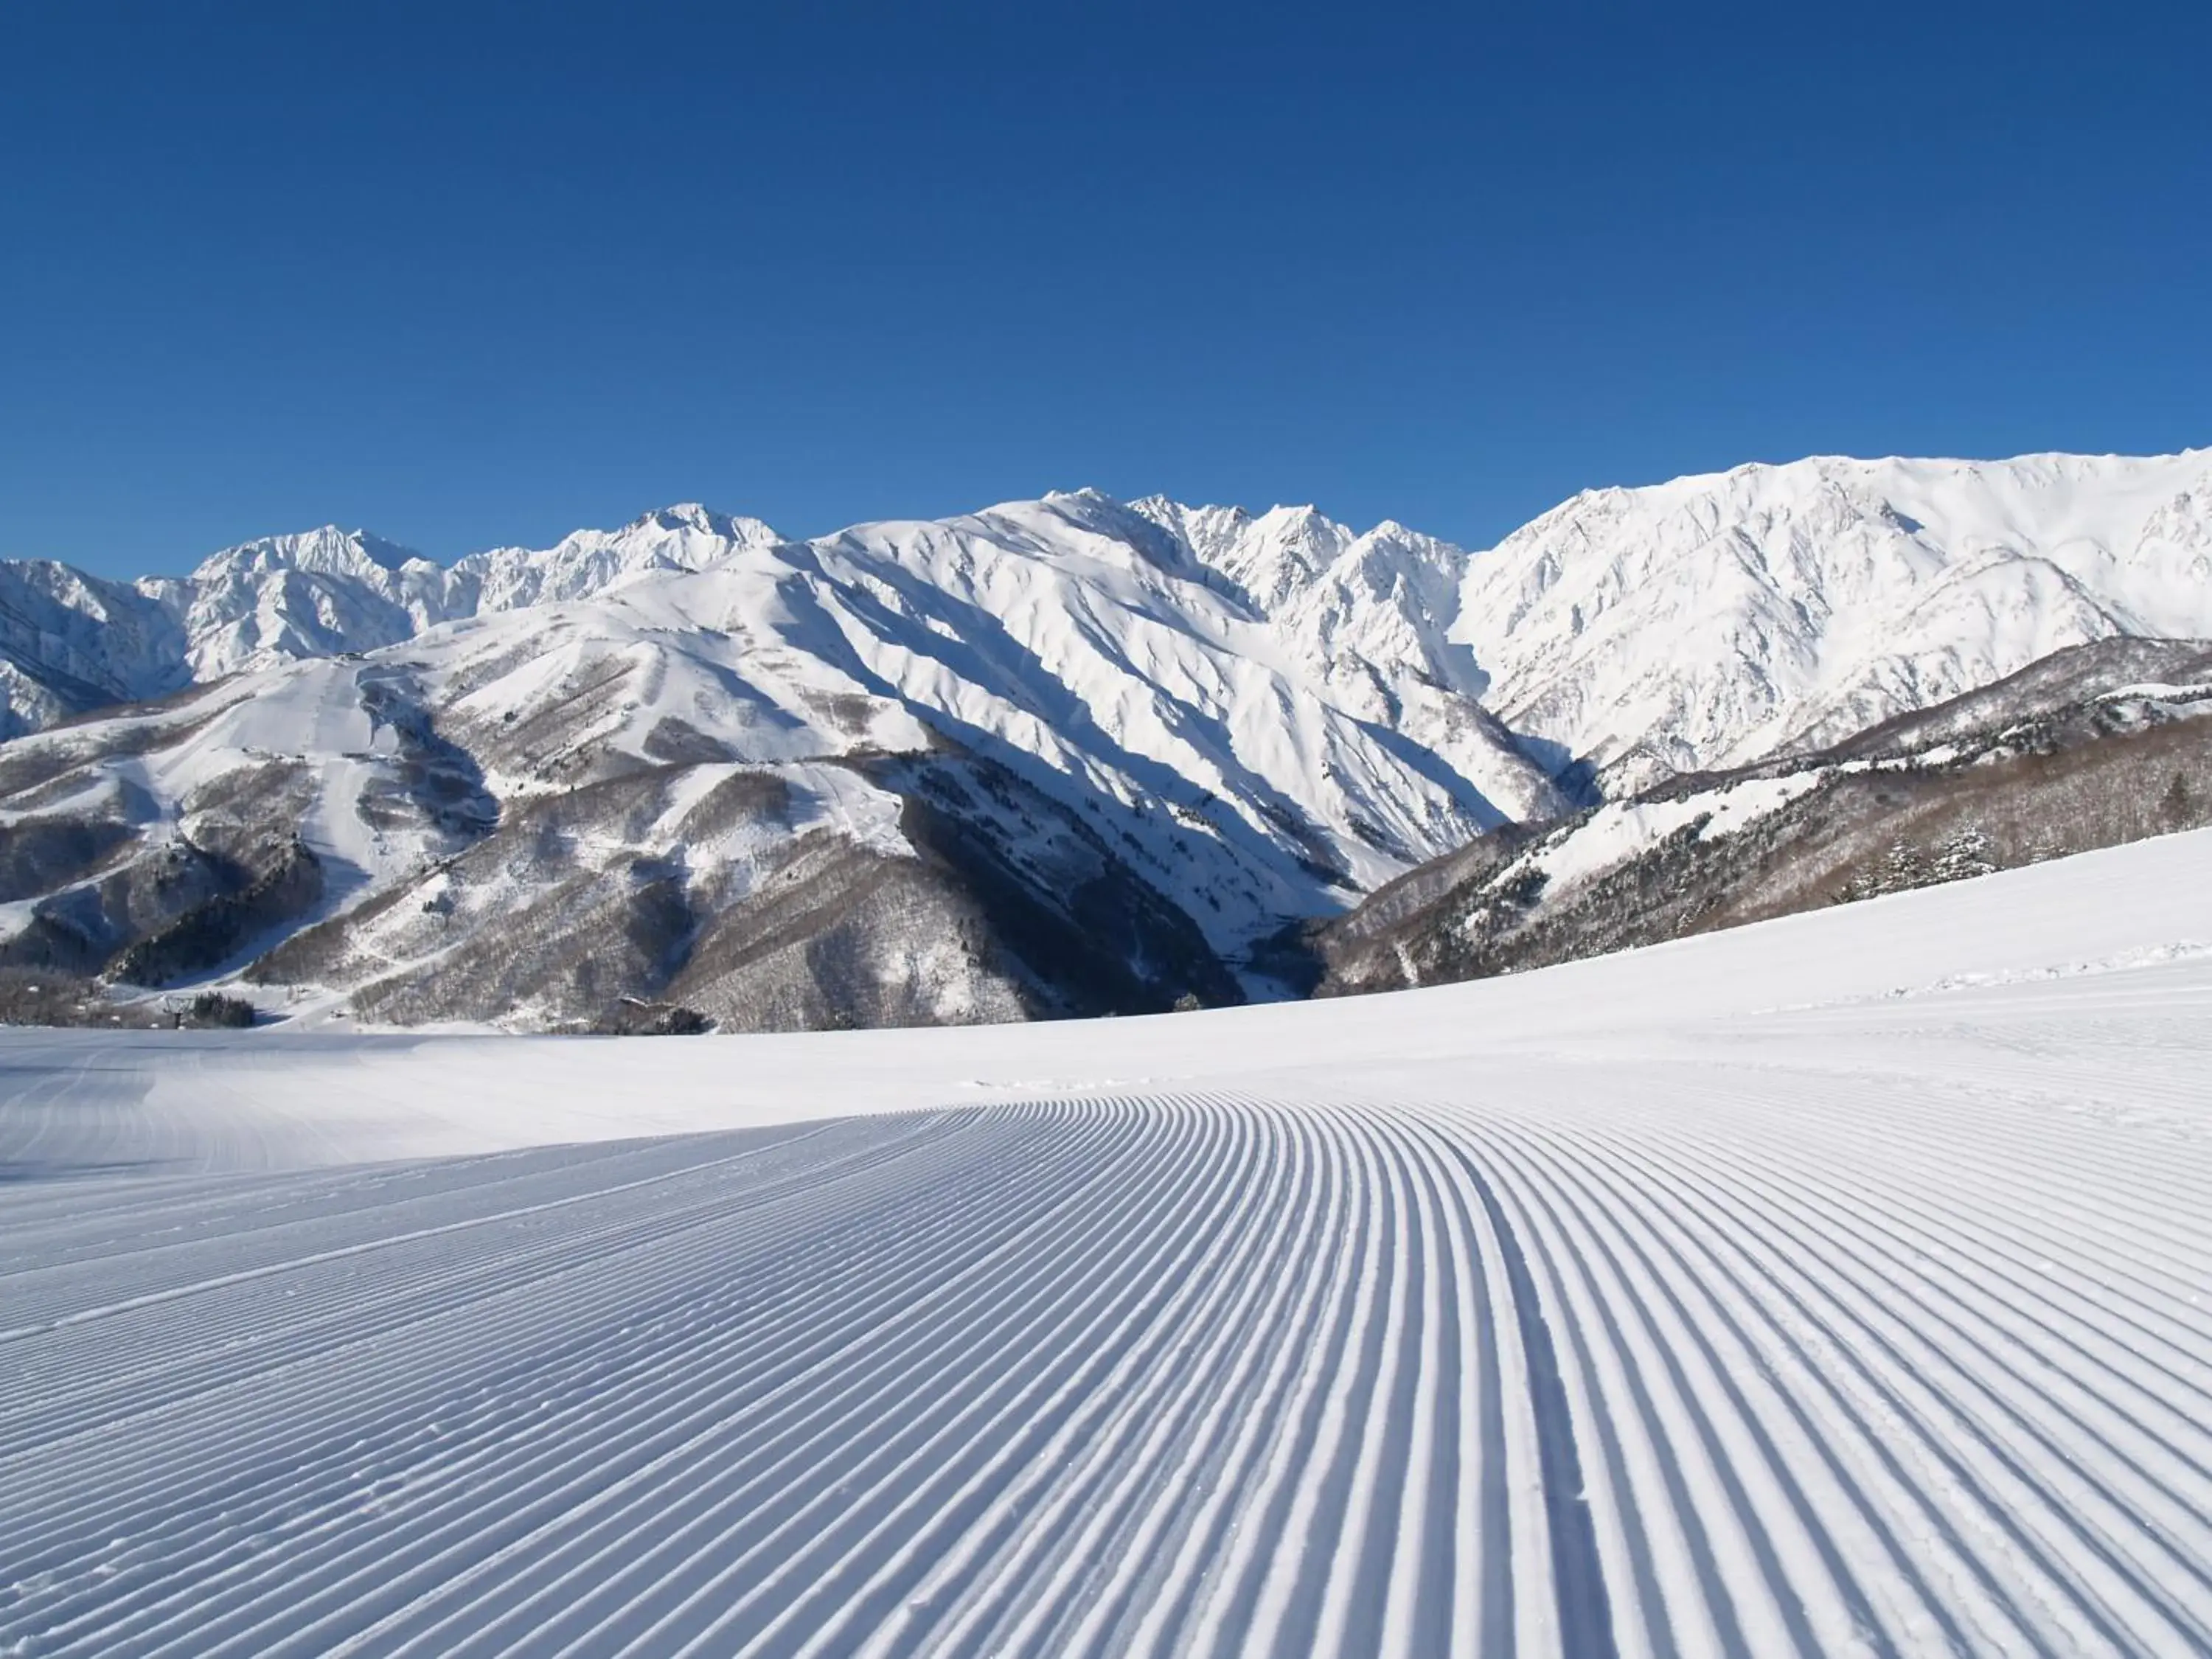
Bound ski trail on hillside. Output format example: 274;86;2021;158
4;1071;2209;1657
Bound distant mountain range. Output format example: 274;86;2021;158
3;448;2208;1030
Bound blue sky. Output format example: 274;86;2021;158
3;1;2206;576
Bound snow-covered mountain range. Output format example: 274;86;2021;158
0;505;787;733
3;448;2208;1028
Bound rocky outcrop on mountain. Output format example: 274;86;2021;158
240;742;1240;1033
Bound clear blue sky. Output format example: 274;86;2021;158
4;1;2206;576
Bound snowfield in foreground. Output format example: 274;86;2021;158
4;832;2212;1657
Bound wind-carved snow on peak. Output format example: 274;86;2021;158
0;560;191;737
627;502;783;556
1130;496;1363;616
0;508;796;735
453;503;784;613
1122;493;1492;729
190;524;430;582
181;526;460;683
1279;520;1480;692
1454;448;2212;792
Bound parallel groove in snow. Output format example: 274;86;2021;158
4;1080;2210;1657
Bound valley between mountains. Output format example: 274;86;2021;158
2;448;2210;1032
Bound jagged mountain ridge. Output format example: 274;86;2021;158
0;490;1565;1027
6;449;2212;1029
0;505;786;735
13;448;2212;778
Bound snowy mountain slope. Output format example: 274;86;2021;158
1310;635;2212;995
0;560;190;735
13;448;2212;791
771;491;1560;880
1128;497;1357;613
1455;448;2212;790
4;830;2211;1656
448;501;783;612
1829;633;2212;759
0;661;489;995
0;646;1240;1029
176;526;464;681
1;490;1572;868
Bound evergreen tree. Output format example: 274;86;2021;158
1878;839;1927;893
1930;826;1996;884
2164;771;2194;830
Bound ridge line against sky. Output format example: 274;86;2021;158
21;441;2212;585
3;0;2208;579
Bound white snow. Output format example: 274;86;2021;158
2105;681;2212;705
1509;771;1825;899
4;828;2211;1655
1455;448;2212;787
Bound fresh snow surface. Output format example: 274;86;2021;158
5;829;2212;1655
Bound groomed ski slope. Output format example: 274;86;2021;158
5;832;2212;1656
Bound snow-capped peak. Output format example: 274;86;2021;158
1453;447;2212;790
10;448;2212;830
635;502;782;546
176;526;460;681
1125;495;1364;615
189;524;429;583
448;505;785;613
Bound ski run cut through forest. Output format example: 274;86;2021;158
3;825;2211;1658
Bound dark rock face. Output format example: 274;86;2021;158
1;758;327;983
874;751;1245;1019
237;744;1240;1033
